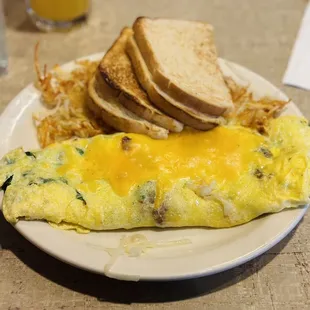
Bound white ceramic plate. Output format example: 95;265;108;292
0;53;308;281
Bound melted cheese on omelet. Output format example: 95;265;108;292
0;116;309;231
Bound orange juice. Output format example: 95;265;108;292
29;0;90;22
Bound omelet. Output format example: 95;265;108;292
0;115;309;232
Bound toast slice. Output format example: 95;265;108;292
126;35;225;130
88;70;169;139
133;17;234;116
98;27;183;133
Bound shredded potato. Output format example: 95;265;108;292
33;42;289;147
34;43;113;148
225;77;289;134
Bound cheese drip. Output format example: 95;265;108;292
57;126;267;199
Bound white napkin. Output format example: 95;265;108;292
283;3;310;90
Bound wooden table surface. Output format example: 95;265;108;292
0;0;309;309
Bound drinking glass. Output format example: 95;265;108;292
25;0;91;32
0;0;8;75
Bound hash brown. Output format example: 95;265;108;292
34;45;288;147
